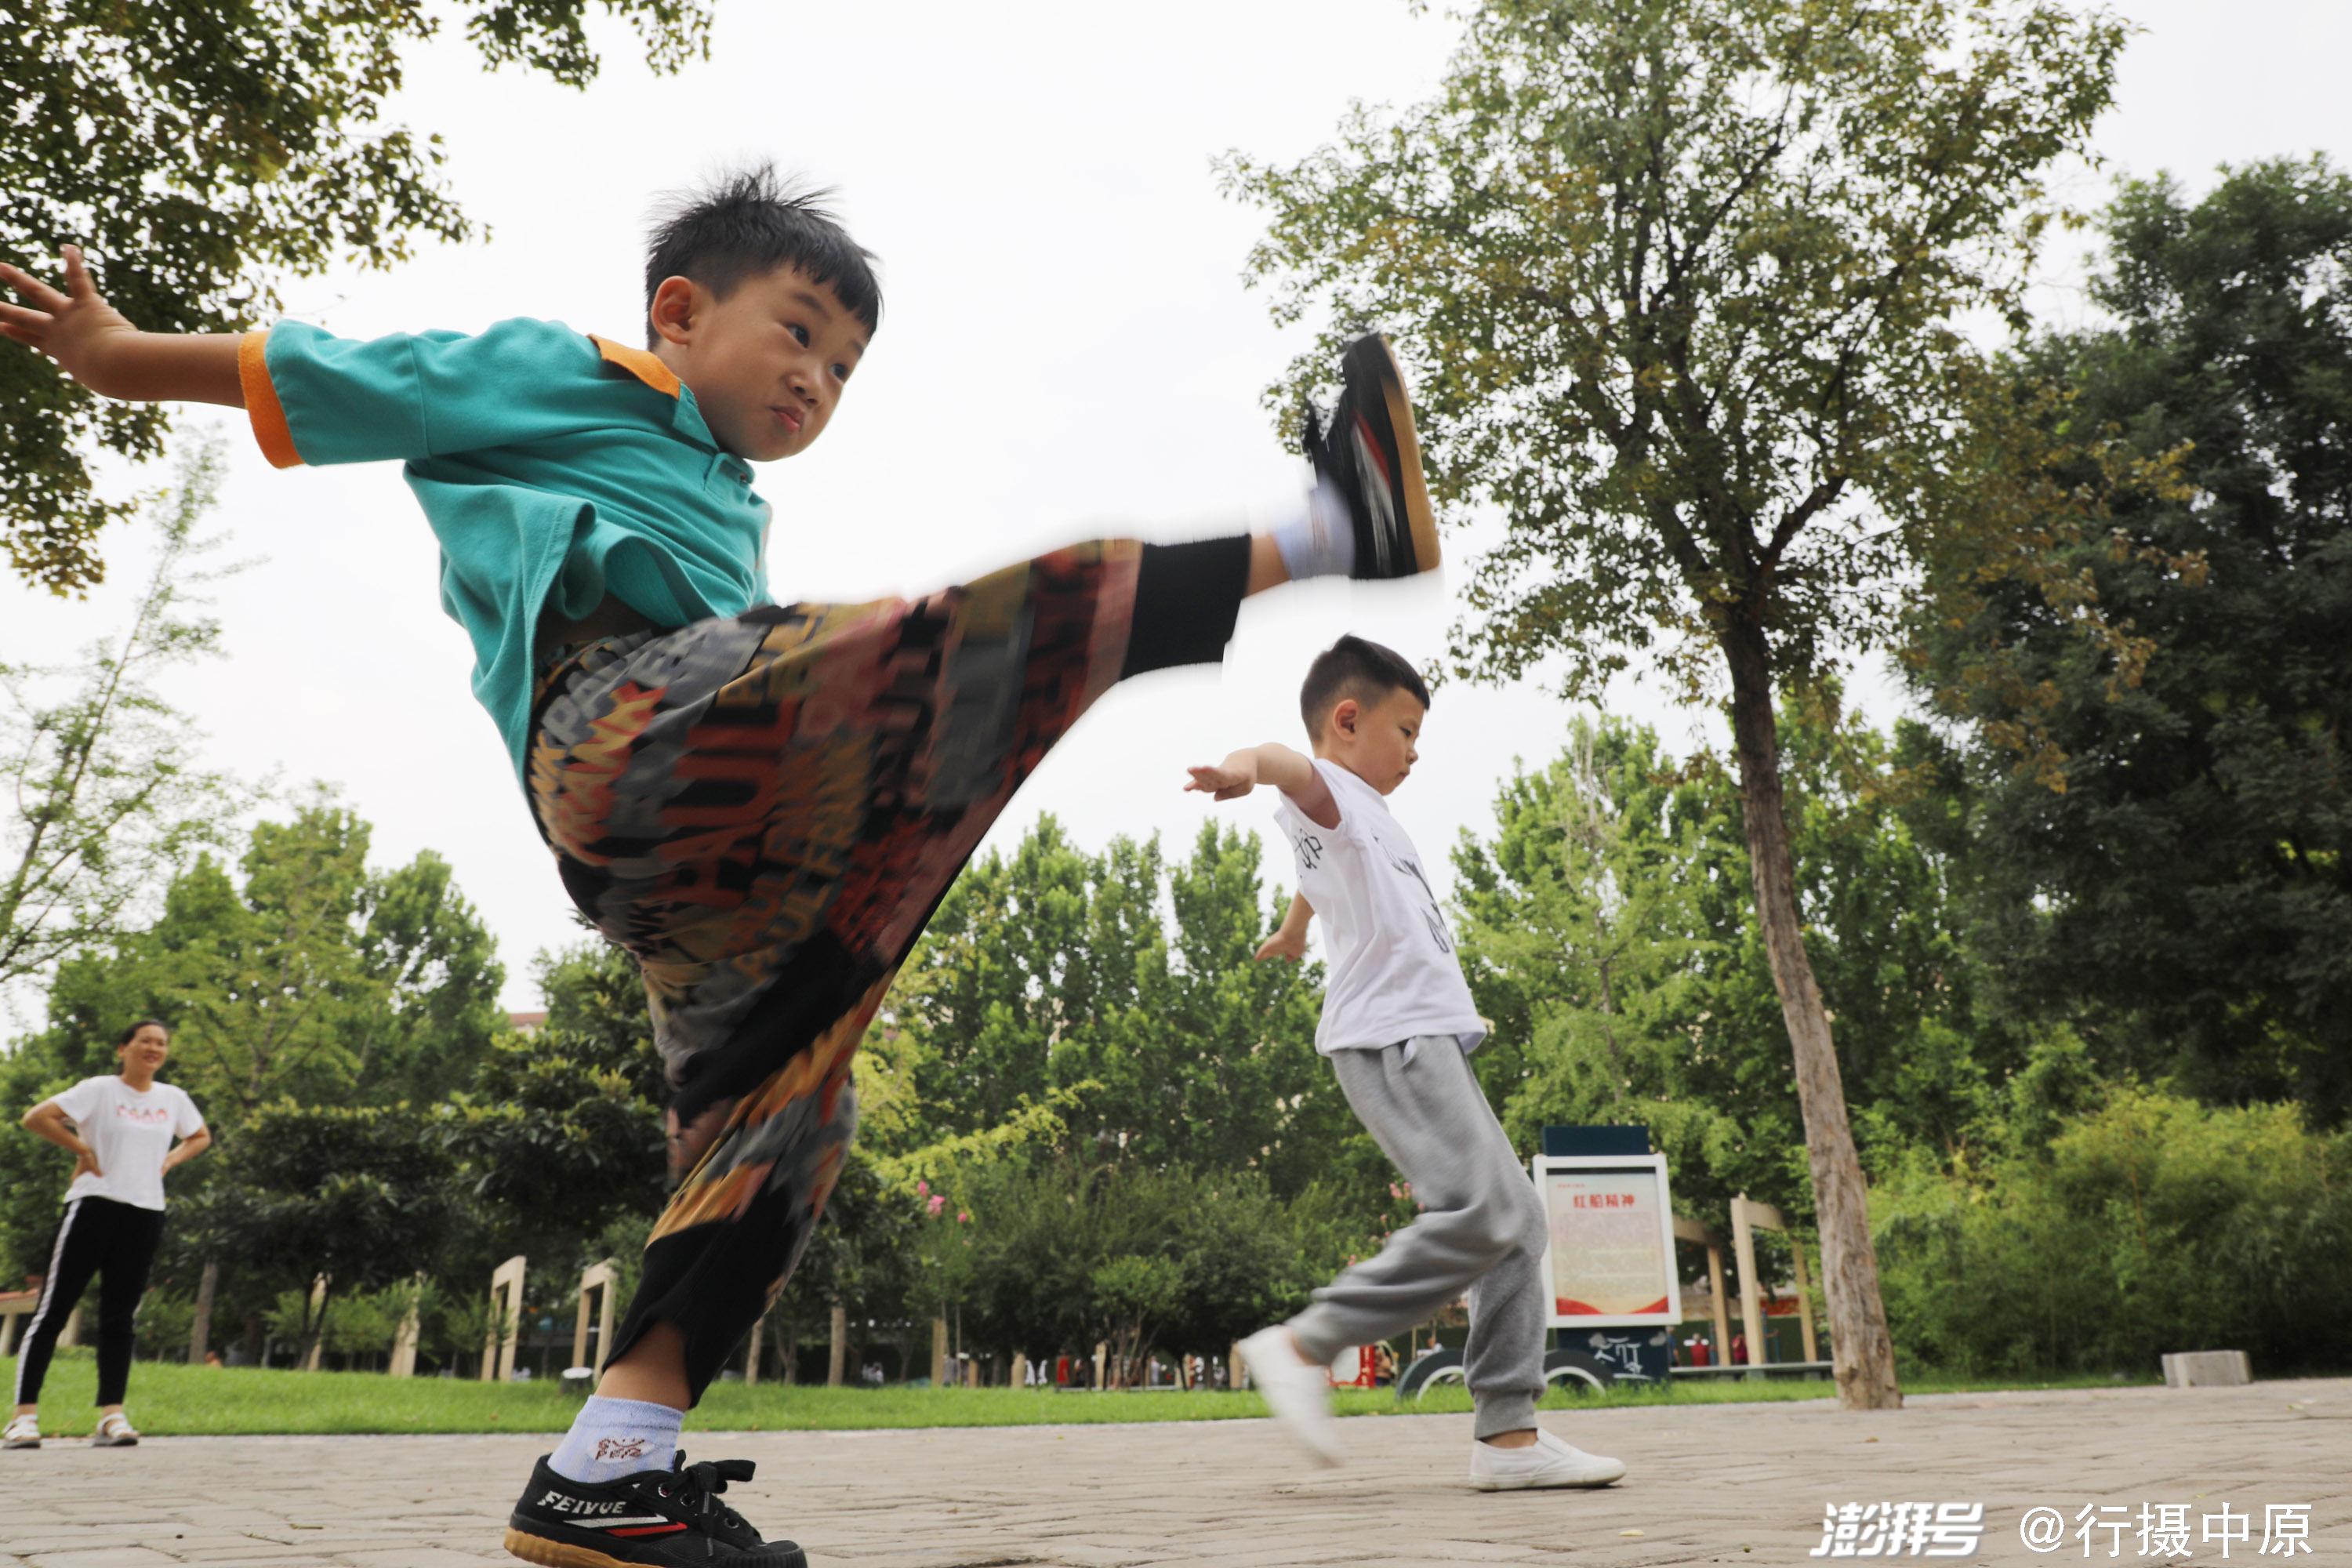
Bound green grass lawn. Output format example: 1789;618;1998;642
3;1350;2154;1437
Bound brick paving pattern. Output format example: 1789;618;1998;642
0;1377;2344;1566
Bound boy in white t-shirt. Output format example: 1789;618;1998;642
1185;635;1625;1490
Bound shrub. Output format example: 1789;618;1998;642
1872;1088;2352;1376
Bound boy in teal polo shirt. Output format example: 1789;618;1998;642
2;166;1443;1568
243;316;775;778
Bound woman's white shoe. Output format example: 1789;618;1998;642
1468;1429;1626;1490
90;1412;139;1447
2;1414;40;1450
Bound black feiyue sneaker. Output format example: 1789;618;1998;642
1302;332;1442;580
505;1451;806;1568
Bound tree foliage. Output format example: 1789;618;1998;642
1;0;715;593
0;436;245;993
1908;158;2352;1123
191;1100;463;1367
1456;699;1997;1222
871;816;1352;1196
936;1155;1358;1378
1;796;503;1292
1221;0;2139;705
445;938;667;1258
1871;1089;2352;1377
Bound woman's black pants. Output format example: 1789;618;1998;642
11;1196;165;1407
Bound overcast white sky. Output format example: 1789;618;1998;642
6;0;2348;1016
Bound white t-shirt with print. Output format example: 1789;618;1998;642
1272;758;1486;1057
49;1076;205;1211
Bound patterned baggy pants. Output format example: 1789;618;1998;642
527;537;1247;1399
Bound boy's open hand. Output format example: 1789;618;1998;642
1185;752;1259;801
1254;927;1308;963
0;245;140;393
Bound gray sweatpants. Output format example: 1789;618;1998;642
1287;1037;1549;1439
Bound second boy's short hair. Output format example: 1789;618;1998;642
644;164;884;347
1300;635;1431;737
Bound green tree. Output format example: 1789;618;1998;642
1454;717;1759;1207
446;939;667;1259
1457;701;1991;1229
195;1100;464;1369
944;1154;1359;1379
1222;0;2134;1409
2;0;714;593
351;851;510;1104
1088;822;1339;1191
1907;158;2352;1124
894;815;1117;1142
2;799;505;1286
0;436;244;990
29;796;506;1120
876;815;1343;1196
1870;1090;2352;1376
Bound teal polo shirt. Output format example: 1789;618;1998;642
238;317;771;784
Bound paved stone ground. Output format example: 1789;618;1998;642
0;1377;2345;1568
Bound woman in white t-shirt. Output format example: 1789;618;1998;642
6;1020;209;1450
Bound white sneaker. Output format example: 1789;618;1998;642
1237;1326;1343;1467
2;1414;38;1450
90;1412;139;1447
1468;1428;1626;1490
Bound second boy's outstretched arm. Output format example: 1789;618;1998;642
1185;742;1340;829
0;247;244;407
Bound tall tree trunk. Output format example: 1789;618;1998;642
1721;612;1901;1411
299;1273;333;1374
827;1301;847;1387
187;1257;219;1365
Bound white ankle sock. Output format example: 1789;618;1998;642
1269;477;1356;581
548;1395;684;1484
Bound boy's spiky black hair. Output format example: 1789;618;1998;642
1300;634;1431;738
643;164;883;348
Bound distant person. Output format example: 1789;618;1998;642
3;163;1441;1566
1192;637;1625;1491
202;1350;223;1369
9;1019;209;1450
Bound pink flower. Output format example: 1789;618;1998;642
916;1180;930;1198
956;1210;971;1224
927;1194;946;1216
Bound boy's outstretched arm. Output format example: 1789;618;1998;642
1184;742;1340;829
1256;891;1313;962
0;246;244;407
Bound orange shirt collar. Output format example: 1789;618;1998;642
589;335;684;400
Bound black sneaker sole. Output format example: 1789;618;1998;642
504;1524;808;1568
1348;336;1441;575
